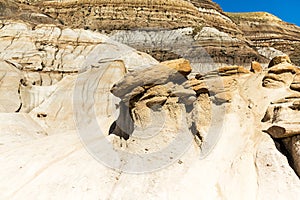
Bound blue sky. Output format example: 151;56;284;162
213;0;300;26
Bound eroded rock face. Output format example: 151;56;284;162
0;60;22;112
109;25;267;69
105;56;300;198
291;73;300;92
109;60;266;159
109;59;203;141
39;0;200;30
17;0;268;68
0;21;157;72
268;55;292;68
262;57;300;177
1;12;300;200
227;12;300;65
262;94;300;177
0;0;58;25
0;20;157;115
14;0;300;67
262;55;299;89
250;61;262;73
282;136;300;178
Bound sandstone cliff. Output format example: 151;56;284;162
0;0;58;25
227;12;300;65
14;0;267;67
39;0;200;30
11;0;300;67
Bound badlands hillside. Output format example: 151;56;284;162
0;0;300;199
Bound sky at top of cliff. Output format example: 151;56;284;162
213;0;300;26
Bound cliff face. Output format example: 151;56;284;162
1;20;300;198
2;2;300;199
227;12;300;65
40;0;201;30
11;0;300;67
15;0;266;67
0;0;58;25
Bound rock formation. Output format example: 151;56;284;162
262;56;299;89
1;2;300;199
260;55;300;178
0;0;58;25
15;0;268;68
263;93;300;177
227;12;300;65
10;0;300;67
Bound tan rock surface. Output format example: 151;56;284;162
268;55;292;68
19;0;268;66
291;73;300;92
0;60;22;112
262;56;299;89
110;59;191;99
250;61;262;73
0;15;300;200
0;21;158;72
266;124;300;139
227;12;300;65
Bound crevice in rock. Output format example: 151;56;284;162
190;121;202;147
15;102;22;113
273;137;299;178
108;101;134;141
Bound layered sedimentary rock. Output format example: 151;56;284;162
262;56;300;177
12;0;300;67
0;0;58;25
39;0;201;30
0;20;157;115
2;0;300;198
109;26;267;71
1;20;300;199
15;0;267;68
0;20;157;72
262;56;299;89
263;94;300;177
227;12;300;65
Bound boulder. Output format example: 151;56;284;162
290;100;300;110
262;98;300;124
262;62;298;88
140;85;171;101
268;55;292;68
217;65;250;75
265;124;300;138
250;61;262;73
111;59;191;98
145;96;168;107
123;86;145;103
262;73;294;88
160;58;192;77
213;91;232;104
268;63;299;74
290;73;300;92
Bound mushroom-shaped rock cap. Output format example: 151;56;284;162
111;59;191;99
268;55;292;68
